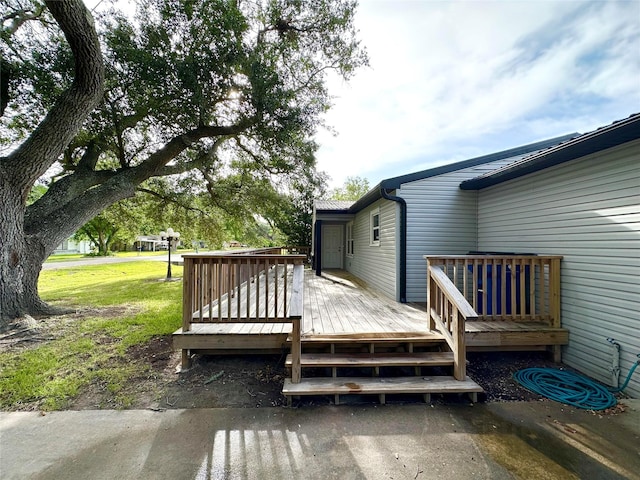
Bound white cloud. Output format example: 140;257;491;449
316;0;640;188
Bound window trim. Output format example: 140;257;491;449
370;208;380;246
346;221;354;256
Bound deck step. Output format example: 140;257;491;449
285;352;454;368
293;332;445;344
283;376;483;397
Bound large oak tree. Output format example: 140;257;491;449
0;0;366;327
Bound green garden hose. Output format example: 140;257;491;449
513;357;639;411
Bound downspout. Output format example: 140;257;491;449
314;220;322;276
380;187;407;303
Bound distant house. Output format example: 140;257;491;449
135;235;165;251
312;113;640;398
53;238;93;254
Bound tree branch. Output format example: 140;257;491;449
137;188;211;217
153;137;226;177
128;119;257;182
24;168;116;231
3;0;104;195
1;4;46;36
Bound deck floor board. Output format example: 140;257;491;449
303;270;429;337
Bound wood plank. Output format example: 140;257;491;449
289;264;304;318
465;324;569;347
174;324;292;335
173;332;290;350
284;352;454;368
298;332;445;343
282;376;483;396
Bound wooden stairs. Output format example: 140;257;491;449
282;334;483;405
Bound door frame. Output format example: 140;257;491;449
321;224;344;269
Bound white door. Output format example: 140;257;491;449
322;225;343;269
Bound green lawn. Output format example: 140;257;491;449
0;262;184;410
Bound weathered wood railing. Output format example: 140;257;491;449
426;255;562;327
277;246;311;262
427;265;475;380
181;251;305;382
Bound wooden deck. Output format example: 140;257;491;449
174;268;568;351
174;252;568;403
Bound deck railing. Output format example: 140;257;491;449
427;265;475;379
425;255;562;327
181;249;306;382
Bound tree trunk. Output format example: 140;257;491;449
0;0;104;329
98;231;108;255
0;177;55;326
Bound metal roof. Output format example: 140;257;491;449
346;133;577;213
460;113;640;190
314;199;356;212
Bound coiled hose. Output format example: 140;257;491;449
513;358;639;411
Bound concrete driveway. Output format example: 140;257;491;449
1;400;638;480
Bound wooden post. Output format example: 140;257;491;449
426;260;434;331
289;264;304;384
181;349;192;371
291;317;301;383
452;308;466;380
182;257;194;333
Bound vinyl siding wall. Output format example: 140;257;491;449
398;153;532;303
477;140;640;398
346;198;398;300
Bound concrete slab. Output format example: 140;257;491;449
1;401;638;480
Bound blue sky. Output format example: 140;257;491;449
315;0;640;188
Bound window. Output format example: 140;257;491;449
370;208;380;246
346;222;354;256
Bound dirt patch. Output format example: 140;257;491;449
4;325;628;411
0;306;137;353
67;344;603;410
467;351;573;402
68;337;288;410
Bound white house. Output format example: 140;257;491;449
461;114;640;398
313;113;640;398
53;238;93;254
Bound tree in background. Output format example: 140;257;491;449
271;169;328;247
0;0;366;325
74;213;118;256
330;176;370;201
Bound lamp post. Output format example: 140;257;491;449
159;228;180;280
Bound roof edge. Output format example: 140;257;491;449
460;114;640;190
348;133;576;213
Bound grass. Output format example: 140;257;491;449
45;253;87;262
0;261;184;410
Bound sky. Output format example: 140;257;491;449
315;0;640;189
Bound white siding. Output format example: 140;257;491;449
346;199;398;300
399;154;530;302
477;140;640;398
